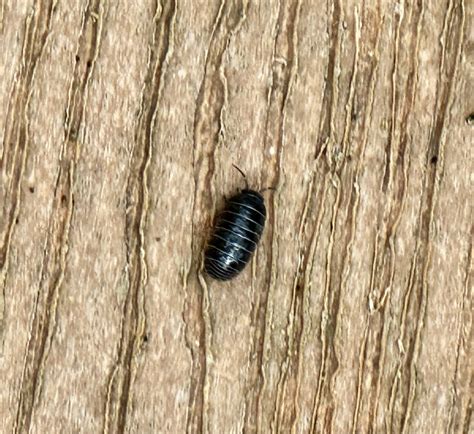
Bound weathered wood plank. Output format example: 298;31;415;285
0;1;471;433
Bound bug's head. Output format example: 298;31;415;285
232;164;277;197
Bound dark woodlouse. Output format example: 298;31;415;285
204;189;266;281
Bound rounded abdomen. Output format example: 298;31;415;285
204;190;266;281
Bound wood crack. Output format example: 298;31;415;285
314;0;342;161
310;10;362;433
273;174;328;433
103;1;176;433
387;0;465;432
339;1;424;432
183;1;249;432
240;0;301;431
345;5;387;433
14;1;105;432
446;231;472;433
308;3;379;433
400;1;466;427
366;1;425;432
0;0;56;347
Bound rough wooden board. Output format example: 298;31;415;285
0;0;472;433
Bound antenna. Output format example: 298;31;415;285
232;164;249;189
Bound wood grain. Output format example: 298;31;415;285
0;1;472;433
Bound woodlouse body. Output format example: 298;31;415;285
204;189;266;281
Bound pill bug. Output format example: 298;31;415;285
204;188;267;281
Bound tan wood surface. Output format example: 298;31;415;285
0;1;472;433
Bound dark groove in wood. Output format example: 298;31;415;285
242;0;301;431
396;1;465;432
0;0;56;344
381;7;402;194
365;2;425;432
14;1;104;432
184;1;249;432
308;0;346;430
103;2;176;433
310;11;364;432
446;230;472;433
275;175;326;432
313;0;341;160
